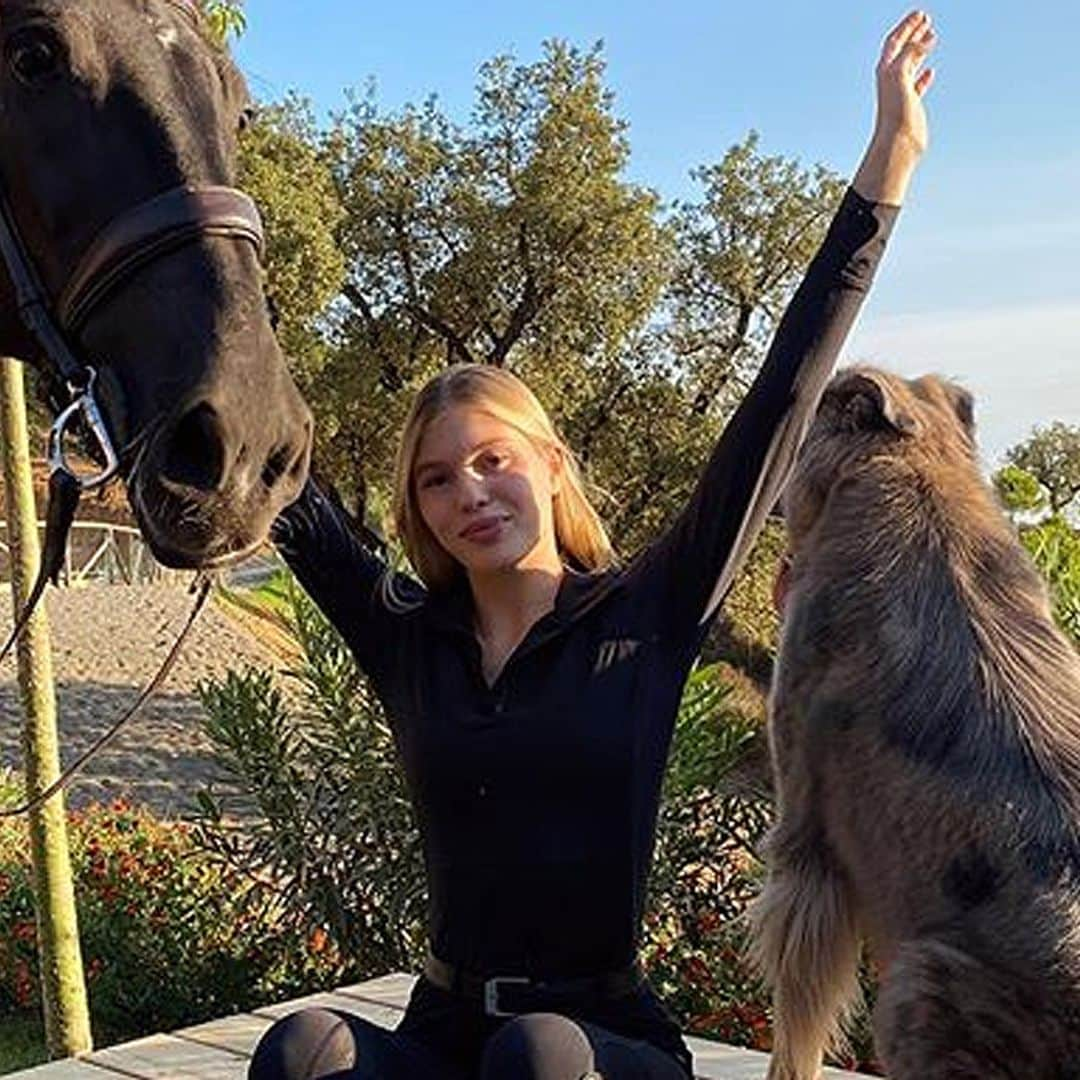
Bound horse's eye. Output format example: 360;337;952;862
238;105;257;134
6;29;63;86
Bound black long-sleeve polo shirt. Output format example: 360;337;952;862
272;187;899;982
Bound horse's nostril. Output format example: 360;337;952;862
262;433;309;491
261;444;292;489
161;402;227;492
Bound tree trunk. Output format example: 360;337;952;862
0;358;92;1058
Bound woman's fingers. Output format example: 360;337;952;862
881;10;930;65
900;27;937;72
914;67;936;97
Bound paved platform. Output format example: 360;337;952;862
6;973;867;1078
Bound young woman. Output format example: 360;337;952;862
250;12;936;1079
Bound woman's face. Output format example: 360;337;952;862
414;405;562;578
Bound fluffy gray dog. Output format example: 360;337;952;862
751;367;1080;1080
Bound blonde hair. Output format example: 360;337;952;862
391;364;614;591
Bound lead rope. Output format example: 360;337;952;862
0;470;212;818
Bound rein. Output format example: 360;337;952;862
0;180;265;816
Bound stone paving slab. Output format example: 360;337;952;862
169;1016;277;1061
334;972;420;1007
250;990;404;1027
71;1034;247;1079
685;1035;864;1079
5;973;870;1078
1;1061;117;1079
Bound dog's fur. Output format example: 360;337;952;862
749;367;1080;1079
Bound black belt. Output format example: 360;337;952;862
423;953;643;1017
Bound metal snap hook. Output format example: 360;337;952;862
47;368;120;491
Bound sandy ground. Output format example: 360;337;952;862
0;582;284;818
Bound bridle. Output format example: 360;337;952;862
0;184;264;490
0;3;270;815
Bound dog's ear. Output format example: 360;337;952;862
825;369;920;436
944;382;976;436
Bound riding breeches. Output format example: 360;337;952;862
247;978;692;1079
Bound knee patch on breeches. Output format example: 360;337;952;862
248;1007;357;1080
479;1012;602;1080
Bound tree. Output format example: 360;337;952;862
204;0;246;42
1006;422;1080;516
1020;516;1080;647
666;132;846;414
565;134;845;554
307;41;671;515
238;99;347;396
993;463;1047;517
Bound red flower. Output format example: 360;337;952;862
12;920;35;943
13;959;34;1008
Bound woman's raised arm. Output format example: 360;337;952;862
627;11;936;655
853;9;936;204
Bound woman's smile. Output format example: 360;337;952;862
460;514;510;544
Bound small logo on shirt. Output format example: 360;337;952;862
594;638;641;673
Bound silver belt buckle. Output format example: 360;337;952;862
483;976;530;1017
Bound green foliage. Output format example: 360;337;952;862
0;800;344;1043
194;577;426;976
667;133;846;412
712;519;786;669
644;663;772;1048
203;1;246;43
238;99;347;396
0;768;24;811
300;40;672;517
1020;515;1080;645
0;1013;46;1073
993;463;1047;516
1006;421;1080;516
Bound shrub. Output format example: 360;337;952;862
0;797;346;1043
1020;515;1080;646
194;574;426;978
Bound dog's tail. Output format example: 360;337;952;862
748;834;862;1080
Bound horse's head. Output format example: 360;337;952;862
0;0;312;568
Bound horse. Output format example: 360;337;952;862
0;0;312;569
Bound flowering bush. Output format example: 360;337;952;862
0;796;350;1042
643;664;774;1049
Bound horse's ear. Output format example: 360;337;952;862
825;369;920;437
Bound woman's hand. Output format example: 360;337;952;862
853;10;937;205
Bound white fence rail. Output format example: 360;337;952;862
0;520;177;587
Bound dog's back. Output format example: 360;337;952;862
754;368;1080;1080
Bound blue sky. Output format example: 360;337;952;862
234;1;1079;465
